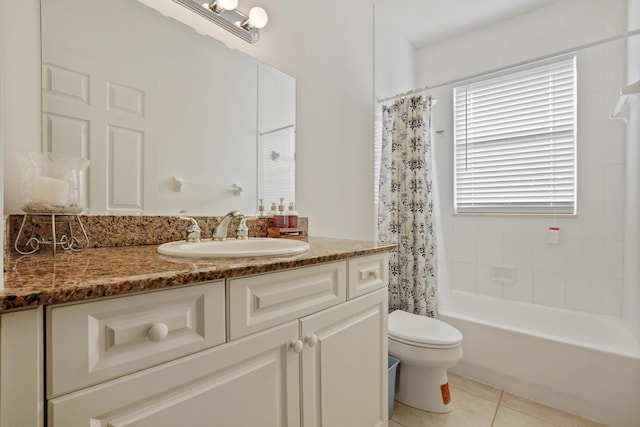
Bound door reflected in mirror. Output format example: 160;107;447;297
41;0;295;216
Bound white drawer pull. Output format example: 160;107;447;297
147;323;169;342
305;334;318;347
291;340;304;353
360;267;379;280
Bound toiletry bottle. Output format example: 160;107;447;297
257;199;265;217
287;202;299;228
274;198;288;228
268;202;277;218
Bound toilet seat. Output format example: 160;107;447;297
389;310;462;349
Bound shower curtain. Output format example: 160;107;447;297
377;94;438;317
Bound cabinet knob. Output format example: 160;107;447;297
291;340;304;353
305;334;318;347
147;322;169;342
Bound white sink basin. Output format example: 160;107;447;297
157;238;310;258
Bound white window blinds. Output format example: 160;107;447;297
454;56;576;214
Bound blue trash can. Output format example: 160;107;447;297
388;356;400;418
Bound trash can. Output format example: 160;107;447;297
388;356;400;418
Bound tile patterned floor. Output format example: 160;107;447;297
389;374;608;427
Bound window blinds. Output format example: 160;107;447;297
454;56;576;214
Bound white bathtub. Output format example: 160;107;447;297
439;291;640;427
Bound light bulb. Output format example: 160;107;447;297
248;7;268;29
217;0;238;10
209;0;237;13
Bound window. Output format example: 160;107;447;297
453;56;576;214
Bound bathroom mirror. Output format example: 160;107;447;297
41;0;295;216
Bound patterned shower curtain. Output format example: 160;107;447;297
377;94;438;317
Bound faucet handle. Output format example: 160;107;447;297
178;216;202;243
236;217;259;240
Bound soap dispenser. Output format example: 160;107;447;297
257;199;266;217
268;202;277;218
287;202;299;228
274;198;288;228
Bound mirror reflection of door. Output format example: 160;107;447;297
41;0;296;215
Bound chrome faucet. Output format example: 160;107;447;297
212;210;243;240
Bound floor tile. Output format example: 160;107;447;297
493;406;557;427
389;420;404;427
448;373;502;403
391;388;498;427
499;392;607;426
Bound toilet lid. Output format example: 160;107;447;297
388;310;462;347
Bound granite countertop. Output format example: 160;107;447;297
1;236;394;313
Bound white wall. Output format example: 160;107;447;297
0;0;41;213
624;0;640;339
373;6;417;101
419;0;630;316
0;25;4;287
1;0;377;240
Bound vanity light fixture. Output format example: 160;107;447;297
173;0;268;43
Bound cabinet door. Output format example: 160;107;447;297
48;321;301;427
301;288;388;427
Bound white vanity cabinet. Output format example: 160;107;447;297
228;257;389;427
2;252;389;427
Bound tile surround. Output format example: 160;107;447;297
424;0;628;317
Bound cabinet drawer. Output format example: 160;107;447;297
228;261;346;339
347;253;389;299
48;321;300;427
47;281;225;398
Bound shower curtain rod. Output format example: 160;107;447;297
428;28;640;92
376;27;640;102
377;86;428;103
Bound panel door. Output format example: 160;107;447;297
42;48;156;213
48;321;301;427
301;288;388;427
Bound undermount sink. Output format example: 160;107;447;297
157;238;310;258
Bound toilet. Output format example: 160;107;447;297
388;310;463;413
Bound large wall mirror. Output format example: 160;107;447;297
41;0;296;216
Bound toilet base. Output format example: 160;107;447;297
395;363;452;413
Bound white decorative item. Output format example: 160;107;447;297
15;152;90;214
31;176;69;206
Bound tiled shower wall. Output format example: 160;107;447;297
418;0;631;316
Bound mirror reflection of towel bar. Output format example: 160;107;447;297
259;124;294;137
172;176;243;195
